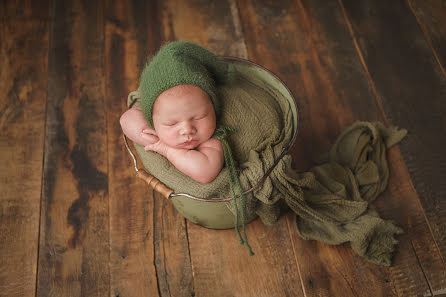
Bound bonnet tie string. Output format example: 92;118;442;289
215;126;254;256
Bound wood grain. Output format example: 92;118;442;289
407;0;446;75
238;0;446;295
159;0;304;296
237;0;392;295
153;192;194;297
0;2;50;296
380;149;446;296
188;218;305;297
159;0;247;57
340;0;446;294
105;0;163;296
36;1;109;296
1;0;444;296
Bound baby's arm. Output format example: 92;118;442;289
145;139;224;184
120;107;159;146
121;107;224;183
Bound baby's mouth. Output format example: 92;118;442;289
181;139;198;146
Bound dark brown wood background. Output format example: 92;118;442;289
1;0;446;296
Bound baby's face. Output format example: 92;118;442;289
152;85;216;149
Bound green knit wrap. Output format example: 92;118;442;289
139;41;235;126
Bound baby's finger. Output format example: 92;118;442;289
142;128;157;135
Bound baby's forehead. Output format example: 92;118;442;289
161;84;204;97
154;85;212;112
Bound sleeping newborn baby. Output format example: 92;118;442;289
120;84;223;183
121;41;255;254
120;41;234;183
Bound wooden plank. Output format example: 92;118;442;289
238;0;446;295
36;1;109;296
160;0;247;57
106;1;196;296
104;1;163;296
152;192;194;297
407;0;446;75
159;0;305;296
378;149;446;296
188;219;306;297
339;0;446;294
0;2;50;296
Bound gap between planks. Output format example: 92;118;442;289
153;189;165;297
411;240;434;296
286;215;308;297
406;0;446;79
335;0;388;127
35;0;57;295
184;220;196;296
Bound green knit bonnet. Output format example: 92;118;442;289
139;41;235;127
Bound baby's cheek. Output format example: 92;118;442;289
201;122;216;138
159;129;178;146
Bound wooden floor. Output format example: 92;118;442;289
1;0;446;296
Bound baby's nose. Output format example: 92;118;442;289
180;122;196;135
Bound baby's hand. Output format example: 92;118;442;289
140;128;159;145
144;138;169;157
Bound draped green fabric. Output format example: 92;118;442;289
274;122;406;266
129;70;407;266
